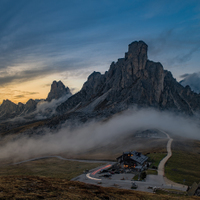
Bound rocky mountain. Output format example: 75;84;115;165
0;100;24;119
46;81;71;102
57;41;200;116
1;41;200;136
23;99;38;114
1;40;200;131
0;81;71;121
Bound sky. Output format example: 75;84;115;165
0;0;200;104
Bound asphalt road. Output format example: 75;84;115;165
12;156;110;165
72;163;186;192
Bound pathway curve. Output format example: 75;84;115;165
157;130;187;189
157;130;173;176
12;155;110;165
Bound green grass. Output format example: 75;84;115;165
132;174;140;181
147;152;167;168
0;158;105;180
165;150;200;186
132;172;147;181
155;189;187;197
146;169;158;175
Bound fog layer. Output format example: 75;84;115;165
0;108;199;162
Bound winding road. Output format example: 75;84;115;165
12;155;109;165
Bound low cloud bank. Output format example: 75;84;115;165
180;72;200;94
34;94;72;119
8;94;71;122
0;108;200;162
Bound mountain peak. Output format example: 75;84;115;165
46;80;71;102
2;99;15;106
125;40;148;70
128;40;147;50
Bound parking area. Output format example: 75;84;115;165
73;162;187;193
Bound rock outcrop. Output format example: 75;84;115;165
0;100;24;119
46;81;71;102
57;41;200;115
23;99;37;114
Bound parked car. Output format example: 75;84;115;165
131;182;138;189
100;169;108;173
103;173;112;177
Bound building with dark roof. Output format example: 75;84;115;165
117;151;148;170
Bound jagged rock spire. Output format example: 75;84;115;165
46;80;71;102
57;40;200;115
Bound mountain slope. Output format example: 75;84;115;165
57;41;200;115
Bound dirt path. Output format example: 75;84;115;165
157;131;173;176
157;130;187;189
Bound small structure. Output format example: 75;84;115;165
117;151;148;171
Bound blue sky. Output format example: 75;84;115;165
0;0;200;102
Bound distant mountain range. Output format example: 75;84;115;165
1;40;200;125
0;81;71;121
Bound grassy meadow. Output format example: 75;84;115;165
165;139;200;186
0;157;104;180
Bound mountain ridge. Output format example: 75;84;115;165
0;40;200;125
57;41;200;116
0;81;71;121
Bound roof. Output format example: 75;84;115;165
116;151;148;165
130;151;148;165
134;166;143;169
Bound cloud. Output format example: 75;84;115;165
0;108;200;162
0;67;63;87
0;0;199;88
170;46;200;65
0;88;40;103
13;91;39;100
180;73;190;78
14;95;25;99
7;93;72;123
34;94;72;119
180;72;200;93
